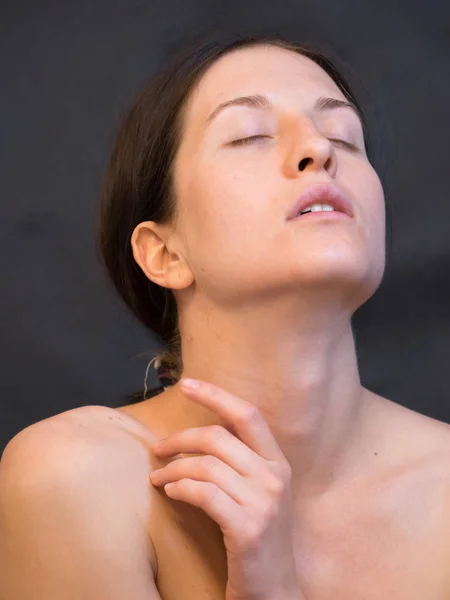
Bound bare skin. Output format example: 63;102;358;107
130;43;387;502
2;44;448;599
114;383;450;600
123;44;450;597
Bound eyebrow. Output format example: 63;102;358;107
204;94;363;127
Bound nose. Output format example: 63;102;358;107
283;122;337;179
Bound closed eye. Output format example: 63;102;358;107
230;135;359;151
229;135;271;147
329;138;359;151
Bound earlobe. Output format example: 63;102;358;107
164;261;195;291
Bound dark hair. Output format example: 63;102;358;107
96;30;375;401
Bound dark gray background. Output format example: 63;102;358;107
1;0;449;453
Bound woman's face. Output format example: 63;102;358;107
171;44;386;310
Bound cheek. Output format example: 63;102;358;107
193;161;264;231
353;162;385;233
357;168;387;284
183;171;252;264
367;172;386;246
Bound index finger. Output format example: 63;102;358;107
179;378;285;462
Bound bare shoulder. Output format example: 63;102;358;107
367;391;450;484
1;403;161;479
379;396;450;585
0;404;162;578
374;392;450;444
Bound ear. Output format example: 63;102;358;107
130;221;194;290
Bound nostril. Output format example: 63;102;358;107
298;157;312;171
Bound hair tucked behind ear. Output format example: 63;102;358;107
96;28;374;403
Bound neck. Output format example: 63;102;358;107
160;293;371;501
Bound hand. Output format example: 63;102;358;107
149;378;303;600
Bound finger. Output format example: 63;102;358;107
179;379;286;462
150;455;259;505
162;478;246;536
153;425;261;477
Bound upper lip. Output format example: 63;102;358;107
287;183;354;220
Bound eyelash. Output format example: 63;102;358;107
229;135;271;146
230;135;358;151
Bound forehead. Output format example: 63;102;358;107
183;44;347;126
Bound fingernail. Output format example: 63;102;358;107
181;378;201;389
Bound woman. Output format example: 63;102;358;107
1;31;450;600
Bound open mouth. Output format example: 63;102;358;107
287;184;354;221
291;202;351;220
